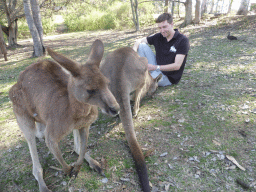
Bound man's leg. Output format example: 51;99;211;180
137;43;172;86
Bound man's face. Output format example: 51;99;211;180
158;20;173;38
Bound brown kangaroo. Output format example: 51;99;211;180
8;39;120;192
74;47;162;191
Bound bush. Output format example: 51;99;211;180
63;1;155;32
64;10;115;32
18;17;57;39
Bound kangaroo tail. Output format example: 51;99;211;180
118;95;150;192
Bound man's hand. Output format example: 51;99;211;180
133;37;148;52
148;64;157;71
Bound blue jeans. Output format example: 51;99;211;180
137;43;172;87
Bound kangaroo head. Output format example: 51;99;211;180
147;73;162;97
47;39;120;116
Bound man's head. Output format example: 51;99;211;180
156;13;173;24
156;13;174;40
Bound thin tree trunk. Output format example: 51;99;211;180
0;25;8;61
171;0;175;15
3;0;18;46
181;0;192;27
31;0;44;47
237;0;250;15
201;0;208;17
195;0;201;24
130;0;139;31
23;0;44;57
164;0;169;13
227;0;234;14
215;0;220;12
210;0;215;13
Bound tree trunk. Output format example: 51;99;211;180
130;0;139;31
237;0;250;15
215;0;220;12
210;0;215;13
23;0;44;57
3;0;19;46
180;0;193;27
7;20;18;47
164;0;169;13
0;25;8;61
171;0;175;15
201;0;207;17
227;0;234;14
195;0;201;24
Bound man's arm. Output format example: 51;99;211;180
133;37;148;52
148;54;186;71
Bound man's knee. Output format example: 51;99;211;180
138;43;148;51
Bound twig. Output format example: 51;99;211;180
49;166;63;171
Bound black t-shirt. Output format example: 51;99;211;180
147;29;190;84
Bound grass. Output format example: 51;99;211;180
0;14;256;191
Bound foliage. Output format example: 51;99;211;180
17;17;58;39
64;10;115;32
63;1;155;32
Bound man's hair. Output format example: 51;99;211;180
156;13;173;24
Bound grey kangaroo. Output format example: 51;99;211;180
74;46;162;191
9;40;120;192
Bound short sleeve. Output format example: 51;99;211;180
176;37;190;55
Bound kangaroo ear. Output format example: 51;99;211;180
86;39;104;67
155;73;163;83
47;47;81;77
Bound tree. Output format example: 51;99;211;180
130;0;139;31
23;0;44;57
227;0;234;14
237;0;250;15
0;24;8;61
0;0;69;48
201;0;208;16
180;0;192;27
209;0;215;13
194;0;201;24
0;0;24;46
164;0;169;13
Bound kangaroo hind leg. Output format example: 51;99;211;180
44;124;72;177
73;129;104;176
15;113;51;192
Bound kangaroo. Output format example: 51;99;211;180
74;47;162;191
8;39;120;192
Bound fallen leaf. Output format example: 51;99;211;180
226;155;246;171
209;150;219;154
160;152;168;157
120;178;130;182
225;165;236;170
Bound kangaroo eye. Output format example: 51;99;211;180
87;89;96;95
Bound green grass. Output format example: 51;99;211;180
0;14;256;191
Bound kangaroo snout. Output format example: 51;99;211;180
108;105;120;116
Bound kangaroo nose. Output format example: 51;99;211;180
109;106;120;116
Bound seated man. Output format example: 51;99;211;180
133;13;190;86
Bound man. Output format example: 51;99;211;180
133;13;190;86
